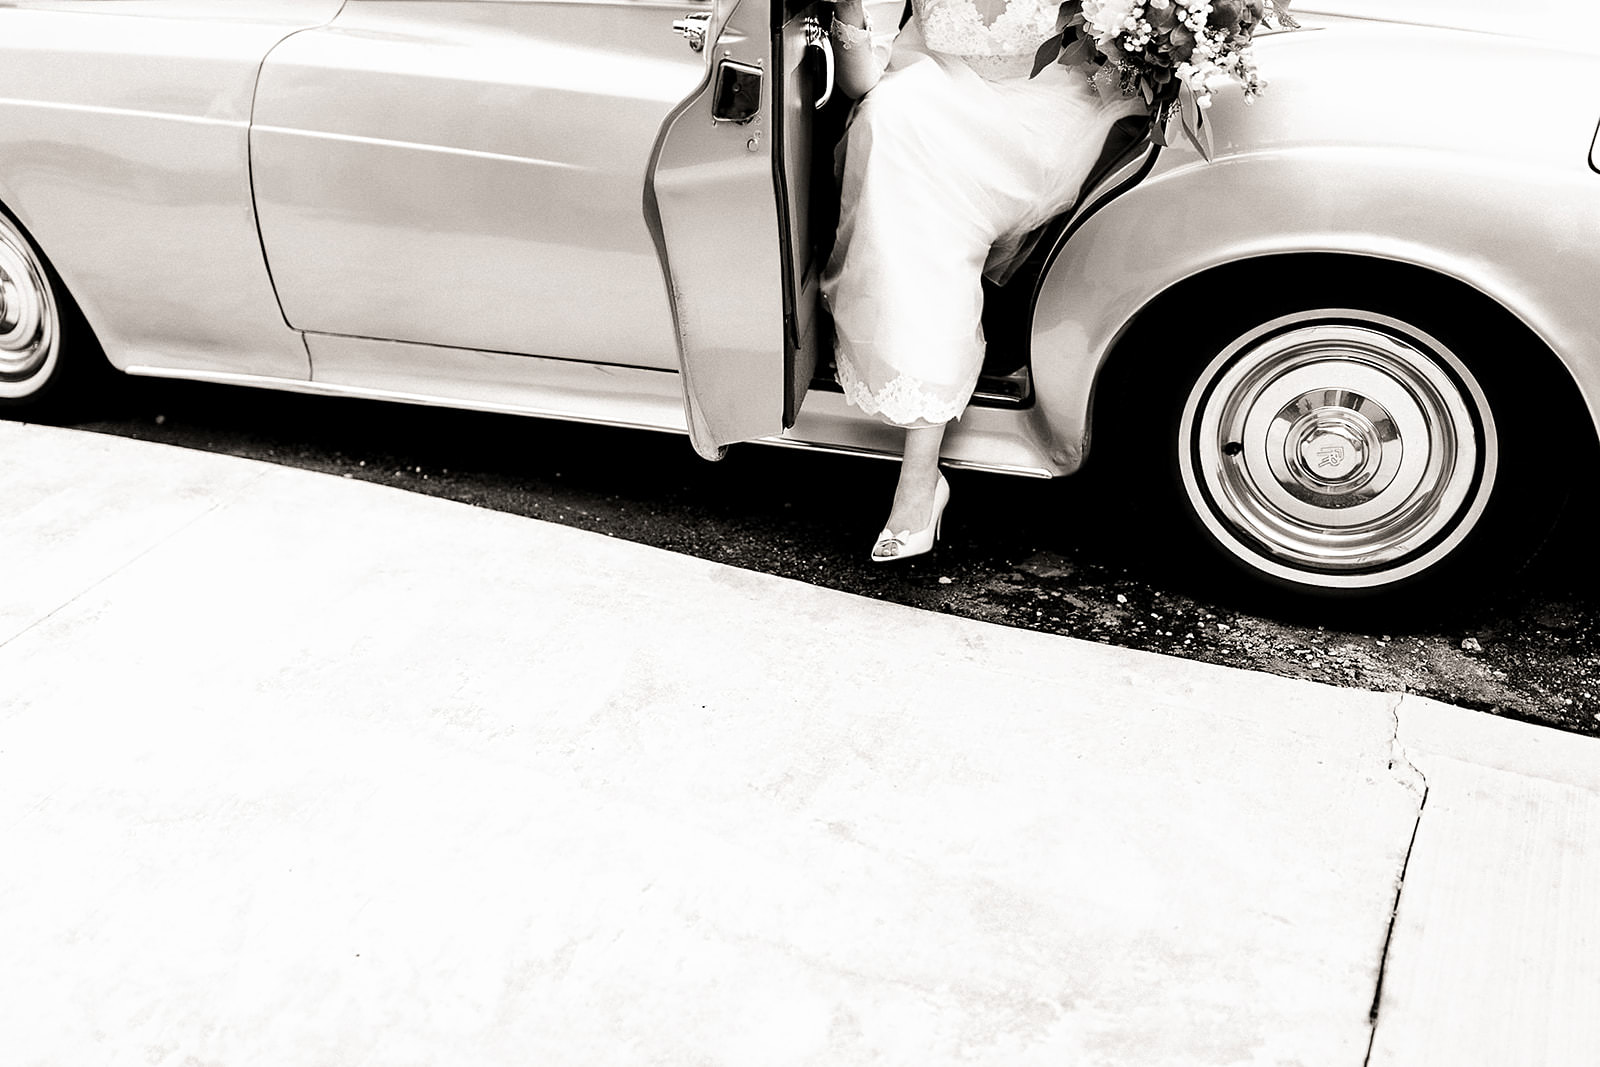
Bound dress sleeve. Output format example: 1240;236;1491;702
832;0;903;98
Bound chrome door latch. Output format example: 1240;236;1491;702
672;11;711;52
804;16;835;111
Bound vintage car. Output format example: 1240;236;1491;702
0;0;1596;605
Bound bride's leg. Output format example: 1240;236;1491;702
884;422;948;535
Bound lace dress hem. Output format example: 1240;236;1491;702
836;357;969;426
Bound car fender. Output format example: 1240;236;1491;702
1028;20;1600;471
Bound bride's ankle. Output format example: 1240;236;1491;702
885;470;944;531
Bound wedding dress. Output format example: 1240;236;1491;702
822;0;1148;427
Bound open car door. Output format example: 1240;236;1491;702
648;0;831;459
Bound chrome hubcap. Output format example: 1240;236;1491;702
1273;389;1398;508
1179;311;1496;589
0;222;58;390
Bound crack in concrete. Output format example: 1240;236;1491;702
1364;693;1430;1066
1384;693;1428;798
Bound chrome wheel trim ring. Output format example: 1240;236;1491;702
0;220;60;397
1178;310;1498;590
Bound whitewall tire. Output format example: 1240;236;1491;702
1177;309;1498;592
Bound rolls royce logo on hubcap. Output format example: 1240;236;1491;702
1300;429;1363;481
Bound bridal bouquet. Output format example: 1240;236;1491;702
1032;0;1298;159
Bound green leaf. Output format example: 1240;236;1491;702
1178;85;1213;162
1058;36;1091;68
1031;32;1065;78
1151;119;1172;149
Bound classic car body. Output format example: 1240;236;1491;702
1;0;1597;600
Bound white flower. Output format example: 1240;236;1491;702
1176;0;1212;31
1121;18;1155;49
1082;0;1144;47
1081;0;1287;131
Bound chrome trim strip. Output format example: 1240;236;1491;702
250;125;587;170
756;433;1055;478
927;456;1053;478
811;381;1031;409
120;365;687;436
0;98;243;127
968;389;1029;408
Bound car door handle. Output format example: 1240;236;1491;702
805;17;834;111
672;11;711;52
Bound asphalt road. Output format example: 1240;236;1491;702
55;375;1600;739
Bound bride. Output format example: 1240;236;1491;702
823;0;1149;561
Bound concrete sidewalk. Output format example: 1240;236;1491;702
0;419;1595;1066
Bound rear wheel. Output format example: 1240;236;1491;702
1181;309;1496;591
0;208;103;413
1098;263;1580;612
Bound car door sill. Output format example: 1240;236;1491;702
120;363;691;437
121;362;1061;478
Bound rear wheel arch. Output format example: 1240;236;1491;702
1096;254;1591;434
1088;252;1594;605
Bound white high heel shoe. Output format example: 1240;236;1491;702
870;473;950;562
